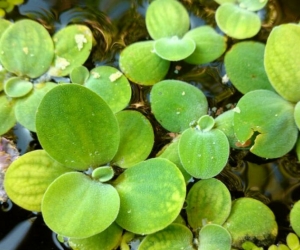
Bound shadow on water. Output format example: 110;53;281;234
2;0;300;249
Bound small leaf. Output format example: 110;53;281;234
197;115;215;132
186;178;231;229
0;19;54;78
238;0;268;11
198;224;232;250
113;158;186;234
119;41;170;85
224;41;274;94
70;66;89;85
290;200;300;237
85;66;131;113
286;233;300;250
179;127;229;179
0;93;16;135
215;3;261;39
265;23;300;102
15;82;56;132
36;84;120;170
48;25;93;77
42;172;120;238
145;0;190;40
223;197;278;248
234;90;298;158
138;224;194;250
4;77;33;98
112;110;154;168
154;37;195;61
92;166;114;182
150;80;208;133
4;150;72;211
68;222;122;250
184;26;227;65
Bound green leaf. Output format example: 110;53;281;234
0;93;16;135
15;82;56;132
223;197;278;248
265;23;300;102
85;66;131;113
112;110;154;168
186;178;231;229
294;101;300;130
215;3;261;39
0;19;54;78
224;41;274;94
4;150;72;211
48;25;93;77
68;222;122;250
290;200;300;237
0;19;11;36
70;66;89;85
150;80;208;133
138;224;194;250
286;233;300;250
179;127;229;179
92;166;114;182
184;26;227;65
153;37;195;61
198;224;232;250
42;172;120;238
4;77;33;98
36;84;120;170
145;0;190;40
214;0;235;4
197;115;215;132
233;90;298;158
119;41;170;85
238;0;268;11
113;158;186;234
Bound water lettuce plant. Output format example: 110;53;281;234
1;0;300;249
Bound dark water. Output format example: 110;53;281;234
2;0;300;249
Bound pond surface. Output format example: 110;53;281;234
1;0;300;249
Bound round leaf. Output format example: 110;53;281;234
265;23;300;102
233;90;298;158
68;222;123;250
179;127;229;179
197;115;215;132
215;3;261;39
112;110;154;168
0;93;16;135
238;0;268;11
48;25;93;77
42;172;120;238
186;178;231;229
138;224;194;250
4;150;72;211
36;84;120;170
0;19;54;78
92;166;114;182
224;41;274;94
150;80;208;133
70;66;89;85
286;233;300;250
4;77;33;98
184;26;227;65
290;201;300;237
85;66;131;113
145;0;190;40
198;224;232;250
113;158;186;234
119;41;170;85
223;197;278;248
15;82;56;132
154;37;195;61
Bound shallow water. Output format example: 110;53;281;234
1;0;300;248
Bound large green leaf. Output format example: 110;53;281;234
224;41;274;94
36;84;120;170
265;23;300;102
0;93;16;135
4;150;72;211
42;172;120;238
112;110;154;168
223;197;278;248
48;25;93;77
138;224;194;250
150;80;208;133
113;158;186;234
0;19;54;78
186;178;231;230
85;66;131;113
145;0;190;40
234;90;298;158
119;41;170;85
